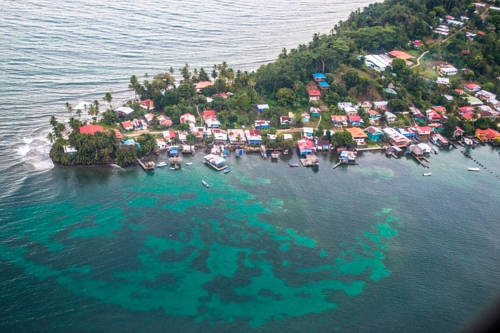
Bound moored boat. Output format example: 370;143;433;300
223;166;232;174
468;167;480;172
157;161;168;168
202;180;210;188
423;172;432;176
288;162;299;167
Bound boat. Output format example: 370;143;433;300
223;166;232;174
288;162;299;167
432;146;439;154
202;180;210;188
185;162;193;165
157;161;168;168
423;172;432;176
169;167;176;170
271;151;280;159
468;167;480;172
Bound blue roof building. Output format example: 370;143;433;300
313;73;327;81
319;81;330;89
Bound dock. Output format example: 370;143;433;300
300;154;319;167
137;159;155;171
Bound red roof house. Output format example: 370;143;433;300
121;121;134;131
476;128;500;141
433;106;446;113
79;124;104;135
459;106;475;113
389;50;415;60
140;99;154;110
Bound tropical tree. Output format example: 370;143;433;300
47;132;55;143
65;102;73;115
103;91;113;107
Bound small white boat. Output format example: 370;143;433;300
169;167;176;170
423;172;432;176
157;162;168;168
468;167;480;172
185;162;193;165
202;180;210;188
223;166;231;174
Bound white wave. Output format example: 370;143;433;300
16;133;54;171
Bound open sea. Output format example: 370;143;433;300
1;0;500;332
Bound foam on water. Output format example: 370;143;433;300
16;134;54;171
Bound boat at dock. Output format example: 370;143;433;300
288;162;299;167
157;161;168;168
202;180;210;188
223;166;232;174
468;167;480;172
423;172;432;176
271;151;279;159
185;162;193;166
203;154;227;171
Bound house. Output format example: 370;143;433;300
416;126;431;141
177;131;188;142
436;77;450;85
461;112;475;121
307;90;321;101
121;121;134;131
302;113;310;122
359;101;372;109
283;133;293;141
180;113;196;126
476;128;500;141
453;126;465;139
364;54;392;71
115;106;134;117
454;89;465;95
195;81;213;93
346;127;368;145
297;139;316;155
63;146;77;155
310;107;321;117
383;127;410;147
157;115;173;127
140;99;154;110
331;115;348;126
476;90;497;103
412;109;425;123
112;129;122;139
407;144;424;158
398;127;417;138
467;96;483;106
212;129;228;143
368;110;381;119
426;109;442;122
316;140;330;152
319;81;330;90
144;113;155;124
203;110;220;128
389;50;415;61
79;124;104;135
433;106;447;114
412;40;423;49
373;101;388;110
438;64;458;76
163;130;176;142
255;120;271;129
365;126;383;141
385;111;397;123
312;73;327;82
256;104;269;112
343;106;358;116
245;129;262;144
464;83;481;93
478;106;498;119
348;115;363;126
122;139;139;148
280;116;291;126
303;127;314;138
338;102;353;110
191;127;205;141
228;129;246;144
156;138;167;149
443;94;454;102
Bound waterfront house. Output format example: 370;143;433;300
191;127;205;141
383;127;410;147
331;115;348;126
156;138;167;150
297;139;316;155
365;126;383;141
212;129;228;143
407;144;424;158
245;129;262;144
476;128;500;141
349;115;363;126
312;73;327;82
339;150;357;163
256;104;269;112
453;126;465;139
398;127;417;138
416;126;431;141
346;127;368;145
163;130;176;142
280;116;291;126
302;113;310;122
180;113;196;126
157;115;173;127
310;107;321;117
417;142;433;155
308;90;321;102
385;111;397;123
195;81;213;93
140;99;154;110
63;146;77;155
255;120;270;129
316;140;330;152
464;83;481;93
80;124;104;135
115;106;134;117
228;129;246;144
438;64;458;76
203;110;220;128
121;121;134;131
303;127;314;138
144;113;154;125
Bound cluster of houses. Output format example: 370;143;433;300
332;101;397;126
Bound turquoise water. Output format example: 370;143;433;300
1;148;499;331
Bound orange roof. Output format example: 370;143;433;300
308;90;321;97
140;99;154;108
345;127;368;138
79;124;104;135
113;129;122;139
389;50;415;60
195;81;213;89
476;128;500;140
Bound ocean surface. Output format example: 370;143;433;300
1;0;500;332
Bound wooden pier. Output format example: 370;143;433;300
137;159;155;171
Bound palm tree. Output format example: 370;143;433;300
47;132;55;143
76;108;82;118
65;102;73;115
103;91;113;108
